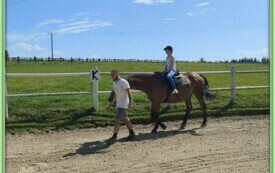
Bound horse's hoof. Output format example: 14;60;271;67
160;124;166;130
180;124;186;129
201;123;207;128
151;129;157;134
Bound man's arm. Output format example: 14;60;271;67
126;88;132;109
109;90;116;106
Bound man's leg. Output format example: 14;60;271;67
106;109;124;142
123;115;135;140
114;117;121;135
123;116;133;131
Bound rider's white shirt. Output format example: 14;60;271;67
166;56;176;71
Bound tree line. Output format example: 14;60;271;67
5;50;270;64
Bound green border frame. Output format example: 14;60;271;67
271;0;274;172
0;0;273;173
1;0;4;172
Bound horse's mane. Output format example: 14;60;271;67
130;72;161;78
154;71;162;76
129;72;165;85
154;72;166;85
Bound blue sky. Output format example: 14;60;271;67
6;0;269;61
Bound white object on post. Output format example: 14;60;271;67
231;66;236;104
91;66;100;111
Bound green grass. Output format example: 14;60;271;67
5;61;270;134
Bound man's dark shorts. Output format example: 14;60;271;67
116;108;128;119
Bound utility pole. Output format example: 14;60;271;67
46;32;56;59
51;32;53;59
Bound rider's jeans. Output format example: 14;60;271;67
166;70;176;90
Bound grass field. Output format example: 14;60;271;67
5;61;270;133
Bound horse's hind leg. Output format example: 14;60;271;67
194;92;207;127
180;98;192;129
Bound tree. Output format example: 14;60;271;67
261;57;270;64
199;57;205;63
5;49;9;62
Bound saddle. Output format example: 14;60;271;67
160;70;190;90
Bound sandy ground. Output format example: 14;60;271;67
6;115;269;173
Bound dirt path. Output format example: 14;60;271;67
6;115;269;173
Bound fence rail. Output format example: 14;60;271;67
5;68;270;118
6;70;270;77
6;86;270;98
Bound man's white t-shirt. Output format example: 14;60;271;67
113;78;130;109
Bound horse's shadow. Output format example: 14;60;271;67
63;127;203;157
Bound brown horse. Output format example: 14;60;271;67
109;72;209;133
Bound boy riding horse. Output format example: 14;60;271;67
164;45;178;94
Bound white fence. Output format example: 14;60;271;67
5;67;270;118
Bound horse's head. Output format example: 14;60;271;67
108;90;116;104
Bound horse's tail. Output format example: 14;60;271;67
199;74;211;98
199;74;209;87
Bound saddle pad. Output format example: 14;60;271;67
175;75;190;86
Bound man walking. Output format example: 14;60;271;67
108;70;135;142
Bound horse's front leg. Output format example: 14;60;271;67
150;102;162;134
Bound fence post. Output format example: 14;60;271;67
91;66;99;111
231;66;236;104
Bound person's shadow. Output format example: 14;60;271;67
63;127;203;157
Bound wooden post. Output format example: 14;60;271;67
231;66;236;104
91;66;100;111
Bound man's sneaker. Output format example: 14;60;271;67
172;89;179;94
125;133;136;141
105;135;117;143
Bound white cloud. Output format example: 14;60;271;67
36;19;64;28
196;2;210;7
12;42;45;51
133;0;174;5
235;48;268;58
7;32;47;42
7;11;111;57
55;20;113;35
8;48;65;57
60;21;91;28
186;9;208;16
33;50;64;57
163;17;174;21
69;12;91;21
186;2;215;17
53;50;64;56
32;12;113;35
73;12;90;18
